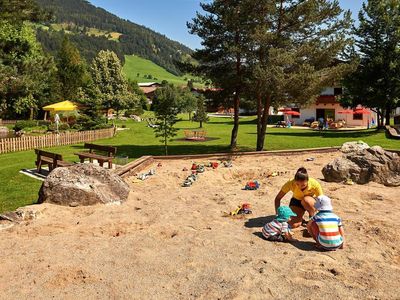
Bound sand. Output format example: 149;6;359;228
0;151;399;299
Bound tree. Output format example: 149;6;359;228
0;0;49;25
153;85;180;155
57;36;89;100
342;0;400;127
0;21;58;119
245;0;353;150
192;95;209;128
90;50;138;117
179;88;198;120
188;0;252;150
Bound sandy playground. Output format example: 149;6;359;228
0;151;399;299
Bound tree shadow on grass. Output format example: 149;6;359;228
110;144;232;159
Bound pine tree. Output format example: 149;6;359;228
245;0;353;150
188;0;252;150
342;0;400;127
57;36;88;100
153;85;180;155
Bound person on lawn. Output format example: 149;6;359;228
274;167;323;228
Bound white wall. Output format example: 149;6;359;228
298;103;378;127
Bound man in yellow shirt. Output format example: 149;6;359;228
274;167;323;228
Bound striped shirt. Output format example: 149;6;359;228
262;219;289;238
312;211;343;249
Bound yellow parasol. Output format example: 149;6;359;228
43;100;78;112
42;101;78;121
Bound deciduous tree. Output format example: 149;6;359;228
152;85;180;155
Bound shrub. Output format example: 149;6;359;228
38;120;51;127
59;123;70;131
47;123;70;131
124;107;144;117
91;124;113;130
13;120;38;131
71;124;83;131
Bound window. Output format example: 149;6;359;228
334;87;343;96
353;113;363;120
291;107;300;119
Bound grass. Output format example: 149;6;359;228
122;55;202;87
0;114;398;213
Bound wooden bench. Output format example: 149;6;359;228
74;143;117;169
35;149;73;174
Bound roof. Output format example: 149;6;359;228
138;82;161;87
140;86;158;94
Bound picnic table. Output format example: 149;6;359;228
74;143;117;169
184;130;207;141
275;121;287;128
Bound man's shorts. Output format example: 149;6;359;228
289;197;304;210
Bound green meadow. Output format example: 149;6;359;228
0;115;398;213
122;55;201;87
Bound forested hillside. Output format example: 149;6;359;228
35;0;192;75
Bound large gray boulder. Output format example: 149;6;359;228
322;146;400;186
340;141;370;153
38;163;130;206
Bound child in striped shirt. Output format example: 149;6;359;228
262;206;297;242
307;195;345;250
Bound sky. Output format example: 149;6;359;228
89;0;365;50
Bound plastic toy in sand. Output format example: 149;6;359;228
137;169;156;181
196;164;205;173
182;173;198;187
230;203;252;216
267;171;289;177
244;180;260;190
206;162;219;169
306;157;315;161
344;178;354;185
157;162;163;167
223;161;233;168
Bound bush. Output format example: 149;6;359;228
47;123;70;131
38;120;51;127
124;107;144;117
59;123;70;131
13;120;38;131
91;124;113;130
71;124;83;131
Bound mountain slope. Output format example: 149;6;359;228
35;0;192;75
123;55;201;87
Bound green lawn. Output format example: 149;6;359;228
0;115;398;213
123;55;202;87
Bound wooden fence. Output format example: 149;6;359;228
0;127;116;154
0;120;17;125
